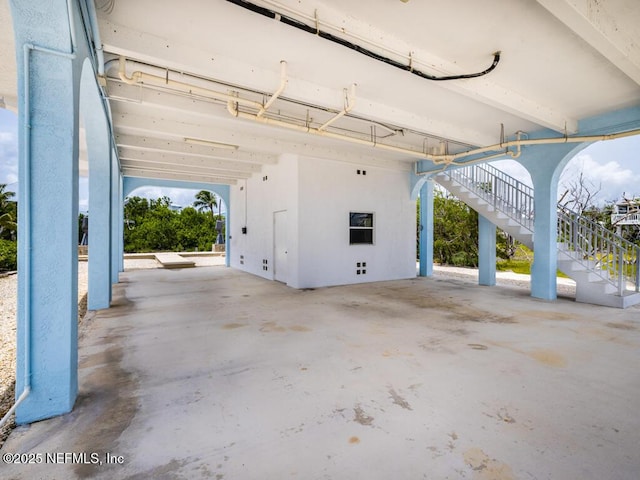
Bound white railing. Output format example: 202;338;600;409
611;213;640;226
445;163;535;230
444;164;639;295
558;205;639;295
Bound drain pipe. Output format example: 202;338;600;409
227;95;435;158
117;57;264;110
318;84;357;131
414;149;516;178
433;128;640;165
0;33;77;429
256;60;287;118
114;57;640;164
85;0;105;77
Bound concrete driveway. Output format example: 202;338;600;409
2;266;639;479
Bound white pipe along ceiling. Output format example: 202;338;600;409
72;0;640;184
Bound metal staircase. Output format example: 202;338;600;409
435;163;640;308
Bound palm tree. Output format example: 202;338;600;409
0;212;16;237
0;184;14;210
193;190;218;221
0;184;16;239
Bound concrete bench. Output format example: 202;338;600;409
154;252;196;269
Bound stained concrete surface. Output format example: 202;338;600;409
2;266;640;479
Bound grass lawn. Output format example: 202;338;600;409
497;244;570;278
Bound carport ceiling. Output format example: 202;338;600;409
98;0;639;183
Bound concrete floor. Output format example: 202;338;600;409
2;266;640;480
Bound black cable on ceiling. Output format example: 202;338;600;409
225;0;501;81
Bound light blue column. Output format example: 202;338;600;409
478;215;496;286
516;107;640;300
111;152;121;281
83;63;112;310
225;202;231;267
118;174;125;272
419;179;434;277
12;0;86;424
519;143;583;300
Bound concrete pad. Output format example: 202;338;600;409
154;252;195;269
2;267;640;479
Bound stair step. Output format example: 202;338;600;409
435;170;637;309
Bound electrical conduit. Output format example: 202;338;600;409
256;60;287;117
118;57;264;110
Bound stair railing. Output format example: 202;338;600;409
445;163;535;230
558;205;639;295
443;164;639;295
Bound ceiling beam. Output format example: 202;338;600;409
101;19;544;145
116;134;277;165
122;167;238;185
536;0;640;87
106;76;497;148
120;161;252;179
114;112;412;171
106;79;230;120
118;148;260;174
99;13;577;134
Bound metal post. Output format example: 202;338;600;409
618;247;625;296
636;247;640;292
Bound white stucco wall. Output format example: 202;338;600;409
230;154;416;288
296;156;416;288
229;153;299;283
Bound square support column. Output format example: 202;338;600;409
478;215;496;286
519;142;582;301
110;156;121;282
419;179;434;277
87;140;112;310
15;40;80;423
118;175;125;273
530;180;558;300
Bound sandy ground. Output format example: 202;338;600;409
0;258;569;447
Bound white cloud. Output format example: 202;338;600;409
0;130;18;186
560;154;640;204
488;159;533;187
126;186;227;212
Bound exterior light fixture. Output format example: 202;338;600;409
184;137;239;150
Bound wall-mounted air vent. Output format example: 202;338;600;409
356;169;367;175
263;259;269;271
356;261;367;275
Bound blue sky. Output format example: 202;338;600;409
1;107;639;209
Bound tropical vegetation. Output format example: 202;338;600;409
0;184;17;271
123;191;224;253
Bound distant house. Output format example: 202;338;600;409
611;197;640;227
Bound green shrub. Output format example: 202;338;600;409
0;239;17;271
